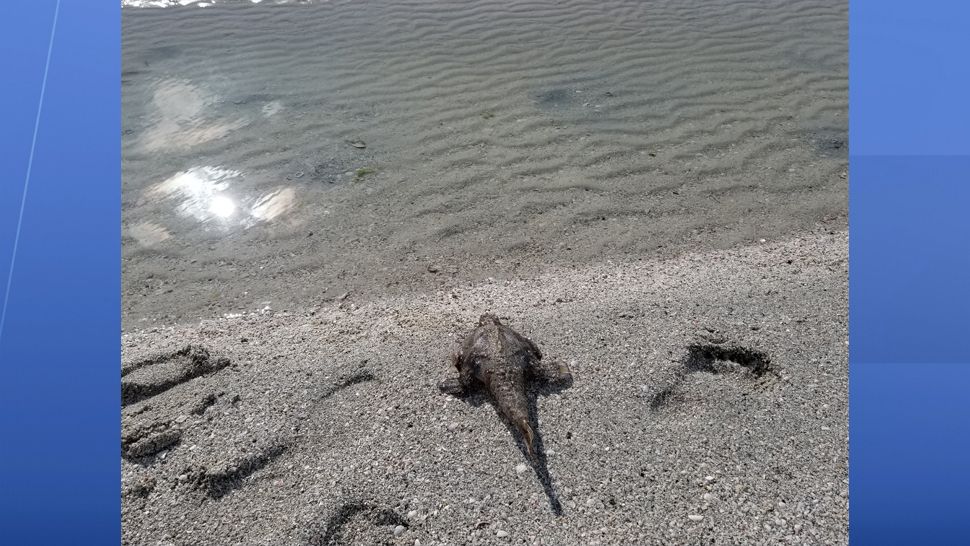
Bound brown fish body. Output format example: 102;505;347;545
441;314;569;460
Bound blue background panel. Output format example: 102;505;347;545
850;1;970;545
0;1;121;544
850;1;970;156
851;362;970;545
850;156;970;364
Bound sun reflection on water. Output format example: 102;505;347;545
140;166;298;243
148;166;240;223
250;187;296;222
209;195;237;218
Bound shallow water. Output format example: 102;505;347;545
122;0;847;327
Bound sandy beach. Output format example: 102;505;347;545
122;0;847;544
122;229;847;545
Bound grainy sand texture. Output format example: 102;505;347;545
122;230;848;545
121;0;848;544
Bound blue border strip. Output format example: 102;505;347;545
851;1;970;544
0;1;120;544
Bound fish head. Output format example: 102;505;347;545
478;313;502;326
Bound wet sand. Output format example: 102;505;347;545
122;1;847;544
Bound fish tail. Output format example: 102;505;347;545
516;418;536;460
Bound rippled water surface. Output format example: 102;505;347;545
123;0;847;326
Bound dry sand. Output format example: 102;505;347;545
122;228;847;545
122;1;848;544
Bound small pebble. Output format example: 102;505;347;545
496;530;509;538
688;514;704;522
703;493;714;502
447;422;459;431
393;525;406;538
515;463;528;475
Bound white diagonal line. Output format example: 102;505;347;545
0;0;62;350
